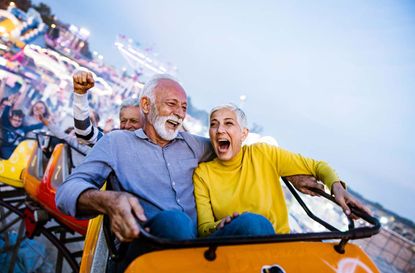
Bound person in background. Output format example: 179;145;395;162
194;104;371;237
24;100;50;127
71;70;144;145
0;105;43;159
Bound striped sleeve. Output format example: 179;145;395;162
73;93;102;145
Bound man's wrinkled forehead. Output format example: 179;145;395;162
154;79;187;101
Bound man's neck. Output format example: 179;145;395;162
143;124;171;147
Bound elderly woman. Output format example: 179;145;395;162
193;104;369;237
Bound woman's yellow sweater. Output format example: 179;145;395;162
193;143;340;237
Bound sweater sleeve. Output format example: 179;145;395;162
193;166;222;237
267;145;341;191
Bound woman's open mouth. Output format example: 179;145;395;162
217;139;230;153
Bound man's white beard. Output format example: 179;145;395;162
150;105;183;141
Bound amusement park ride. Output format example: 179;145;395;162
0;129;381;273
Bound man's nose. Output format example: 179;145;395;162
174;107;185;120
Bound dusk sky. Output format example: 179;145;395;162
34;0;415;221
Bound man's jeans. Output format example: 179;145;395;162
115;210;195;272
211;213;275;237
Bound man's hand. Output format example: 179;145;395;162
217;212;239;230
73;70;94;94
331;182;372;219
286;175;324;196
78;190;147;242
105;191;147;242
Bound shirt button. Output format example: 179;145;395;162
177;198;180;203
172;182;176;186
167;163;170;166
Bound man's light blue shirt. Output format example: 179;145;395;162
56;129;214;226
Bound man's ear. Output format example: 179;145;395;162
140;96;151;114
241;127;249;142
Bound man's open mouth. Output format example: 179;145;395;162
166;119;180;129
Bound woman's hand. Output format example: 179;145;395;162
217;212;240;230
331;182;372;219
39;114;55;126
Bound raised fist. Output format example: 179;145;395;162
73;70;94;94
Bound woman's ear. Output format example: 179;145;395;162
241;127;249;142
140;96;150;114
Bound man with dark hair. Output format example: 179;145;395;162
0;105;43;158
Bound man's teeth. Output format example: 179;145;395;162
167;120;179;126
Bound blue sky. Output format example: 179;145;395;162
34;0;415;221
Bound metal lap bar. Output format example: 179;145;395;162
281;177;339;232
127;178;380;259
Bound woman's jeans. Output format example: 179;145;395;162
211;212;275;237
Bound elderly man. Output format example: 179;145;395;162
57;74;214;240
72;70;144;144
57;74;215;272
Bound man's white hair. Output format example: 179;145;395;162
141;74;182;102
209;103;248;129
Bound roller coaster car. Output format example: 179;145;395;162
0;139;36;188
22;139;44;200
81;178;381;273
22;133;89;235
